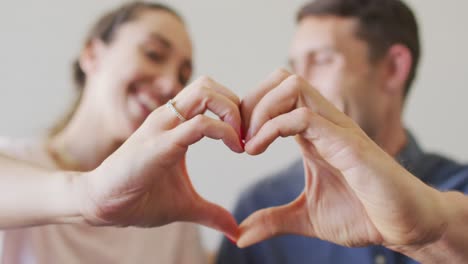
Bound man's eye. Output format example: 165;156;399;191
145;50;165;62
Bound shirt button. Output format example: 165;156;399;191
375;254;386;264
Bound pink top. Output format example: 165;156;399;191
0;138;206;264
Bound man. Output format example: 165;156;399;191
217;0;468;263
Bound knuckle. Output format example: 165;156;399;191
273;68;292;77
285;74;305;88
263;209;279;236
296;107;313;120
196;75;214;86
192;114;208;125
231;94;241;105
187;115;210;134
192;85;211;101
224;103;239;118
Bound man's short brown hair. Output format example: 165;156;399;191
298;0;420;97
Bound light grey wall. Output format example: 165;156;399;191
0;0;466;251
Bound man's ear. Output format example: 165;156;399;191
78;39;107;76
382;44;413;96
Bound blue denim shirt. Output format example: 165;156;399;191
216;133;468;264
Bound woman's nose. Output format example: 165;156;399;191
152;73;182;103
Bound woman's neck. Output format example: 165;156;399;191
48;108;121;171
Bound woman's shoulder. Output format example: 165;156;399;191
0;136;52;167
0;136;41;155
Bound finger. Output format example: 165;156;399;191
245;74;302;141
186;197;239;243
172;79;242;134
241;69;292;139
175;75;241;118
189;75;241;106
156;87;242;137
246;74;352;141
172;115;244;153
297;80;352;127
247;107;363;175
245;108;312;155
237;192;313;248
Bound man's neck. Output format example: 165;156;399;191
374;115;407;157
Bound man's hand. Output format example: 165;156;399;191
238;69;446;251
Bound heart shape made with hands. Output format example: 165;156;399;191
167;70;419;251
91;70;325;244
215;71;432;250
132;69;374;248
100;70;419;251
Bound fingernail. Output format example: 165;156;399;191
246;128;253;142
226;235;238;246
240;123;246;140
239;123;246;150
239;138;245;150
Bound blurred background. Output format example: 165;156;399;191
0;0;467;252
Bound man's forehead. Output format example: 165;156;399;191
290;15;361;54
288;15;373;66
297;15;358;37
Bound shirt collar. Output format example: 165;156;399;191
395;131;425;176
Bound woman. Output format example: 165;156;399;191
0;2;242;263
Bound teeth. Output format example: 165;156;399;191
137;93;158;111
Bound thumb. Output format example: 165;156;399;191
187;197;239;242
237;192;313;248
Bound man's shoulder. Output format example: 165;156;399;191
415;151;468;192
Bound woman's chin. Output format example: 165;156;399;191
114;119;141;143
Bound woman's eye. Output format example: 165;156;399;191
314;53;333;65
178;76;187;86
179;62;192;86
178;71;189;86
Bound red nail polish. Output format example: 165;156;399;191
226;236;237;245
240;123;246;140
245;127;254;142
239;138;245;150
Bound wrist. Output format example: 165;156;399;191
72;169;116;227
392;190;465;263
43;170;85;225
413;191;468;263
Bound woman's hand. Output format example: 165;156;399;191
76;76;243;241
